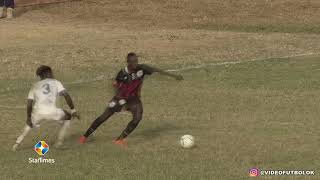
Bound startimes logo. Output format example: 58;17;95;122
29;141;55;164
34;141;49;155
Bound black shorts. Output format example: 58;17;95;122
108;96;142;112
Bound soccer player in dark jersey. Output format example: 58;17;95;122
79;52;183;146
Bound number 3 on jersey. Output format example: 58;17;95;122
42;83;51;94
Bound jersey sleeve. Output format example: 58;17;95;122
115;70;126;83
27;86;35;100
140;64;156;75
56;80;66;94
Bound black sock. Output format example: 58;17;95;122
116;131;129;140
84;128;95;138
116;120;140;140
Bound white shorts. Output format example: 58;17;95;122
32;108;66;127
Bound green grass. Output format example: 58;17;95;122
0;56;319;180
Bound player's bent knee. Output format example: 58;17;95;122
131;105;143;114
107;103;122;112
132;117;142;125
133;110;143;120
101;108;116;118
62;110;72;120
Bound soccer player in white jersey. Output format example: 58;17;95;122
12;65;79;151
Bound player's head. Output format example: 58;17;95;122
36;65;53;79
127;52;138;71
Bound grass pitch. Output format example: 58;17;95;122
0;0;320;179
1;56;319;180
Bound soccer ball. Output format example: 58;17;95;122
180;135;195;148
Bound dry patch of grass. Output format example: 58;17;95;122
12;0;320;32
1;22;320;80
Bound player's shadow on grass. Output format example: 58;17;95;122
134;123;181;140
67;132;101;145
64;123;182;145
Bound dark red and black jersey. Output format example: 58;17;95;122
113;64;155;99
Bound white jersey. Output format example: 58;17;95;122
28;78;66;114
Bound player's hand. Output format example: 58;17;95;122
72;112;81;120
71;109;80;120
175;75;184;81
26;118;33;128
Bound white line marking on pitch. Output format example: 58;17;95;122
167;52;320;72
0;52;319;109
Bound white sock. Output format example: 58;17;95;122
57;120;71;142
16;125;32;144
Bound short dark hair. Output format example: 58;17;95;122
127;52;137;60
36;65;52;77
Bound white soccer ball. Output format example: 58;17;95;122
180;135;195;148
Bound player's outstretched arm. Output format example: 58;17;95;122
26;99;33;128
144;65;183;80
158;69;184;80
60;91;80;120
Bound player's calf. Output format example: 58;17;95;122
115;100;143;141
116;119;141;141
12;125;32;151
55;120;71;148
